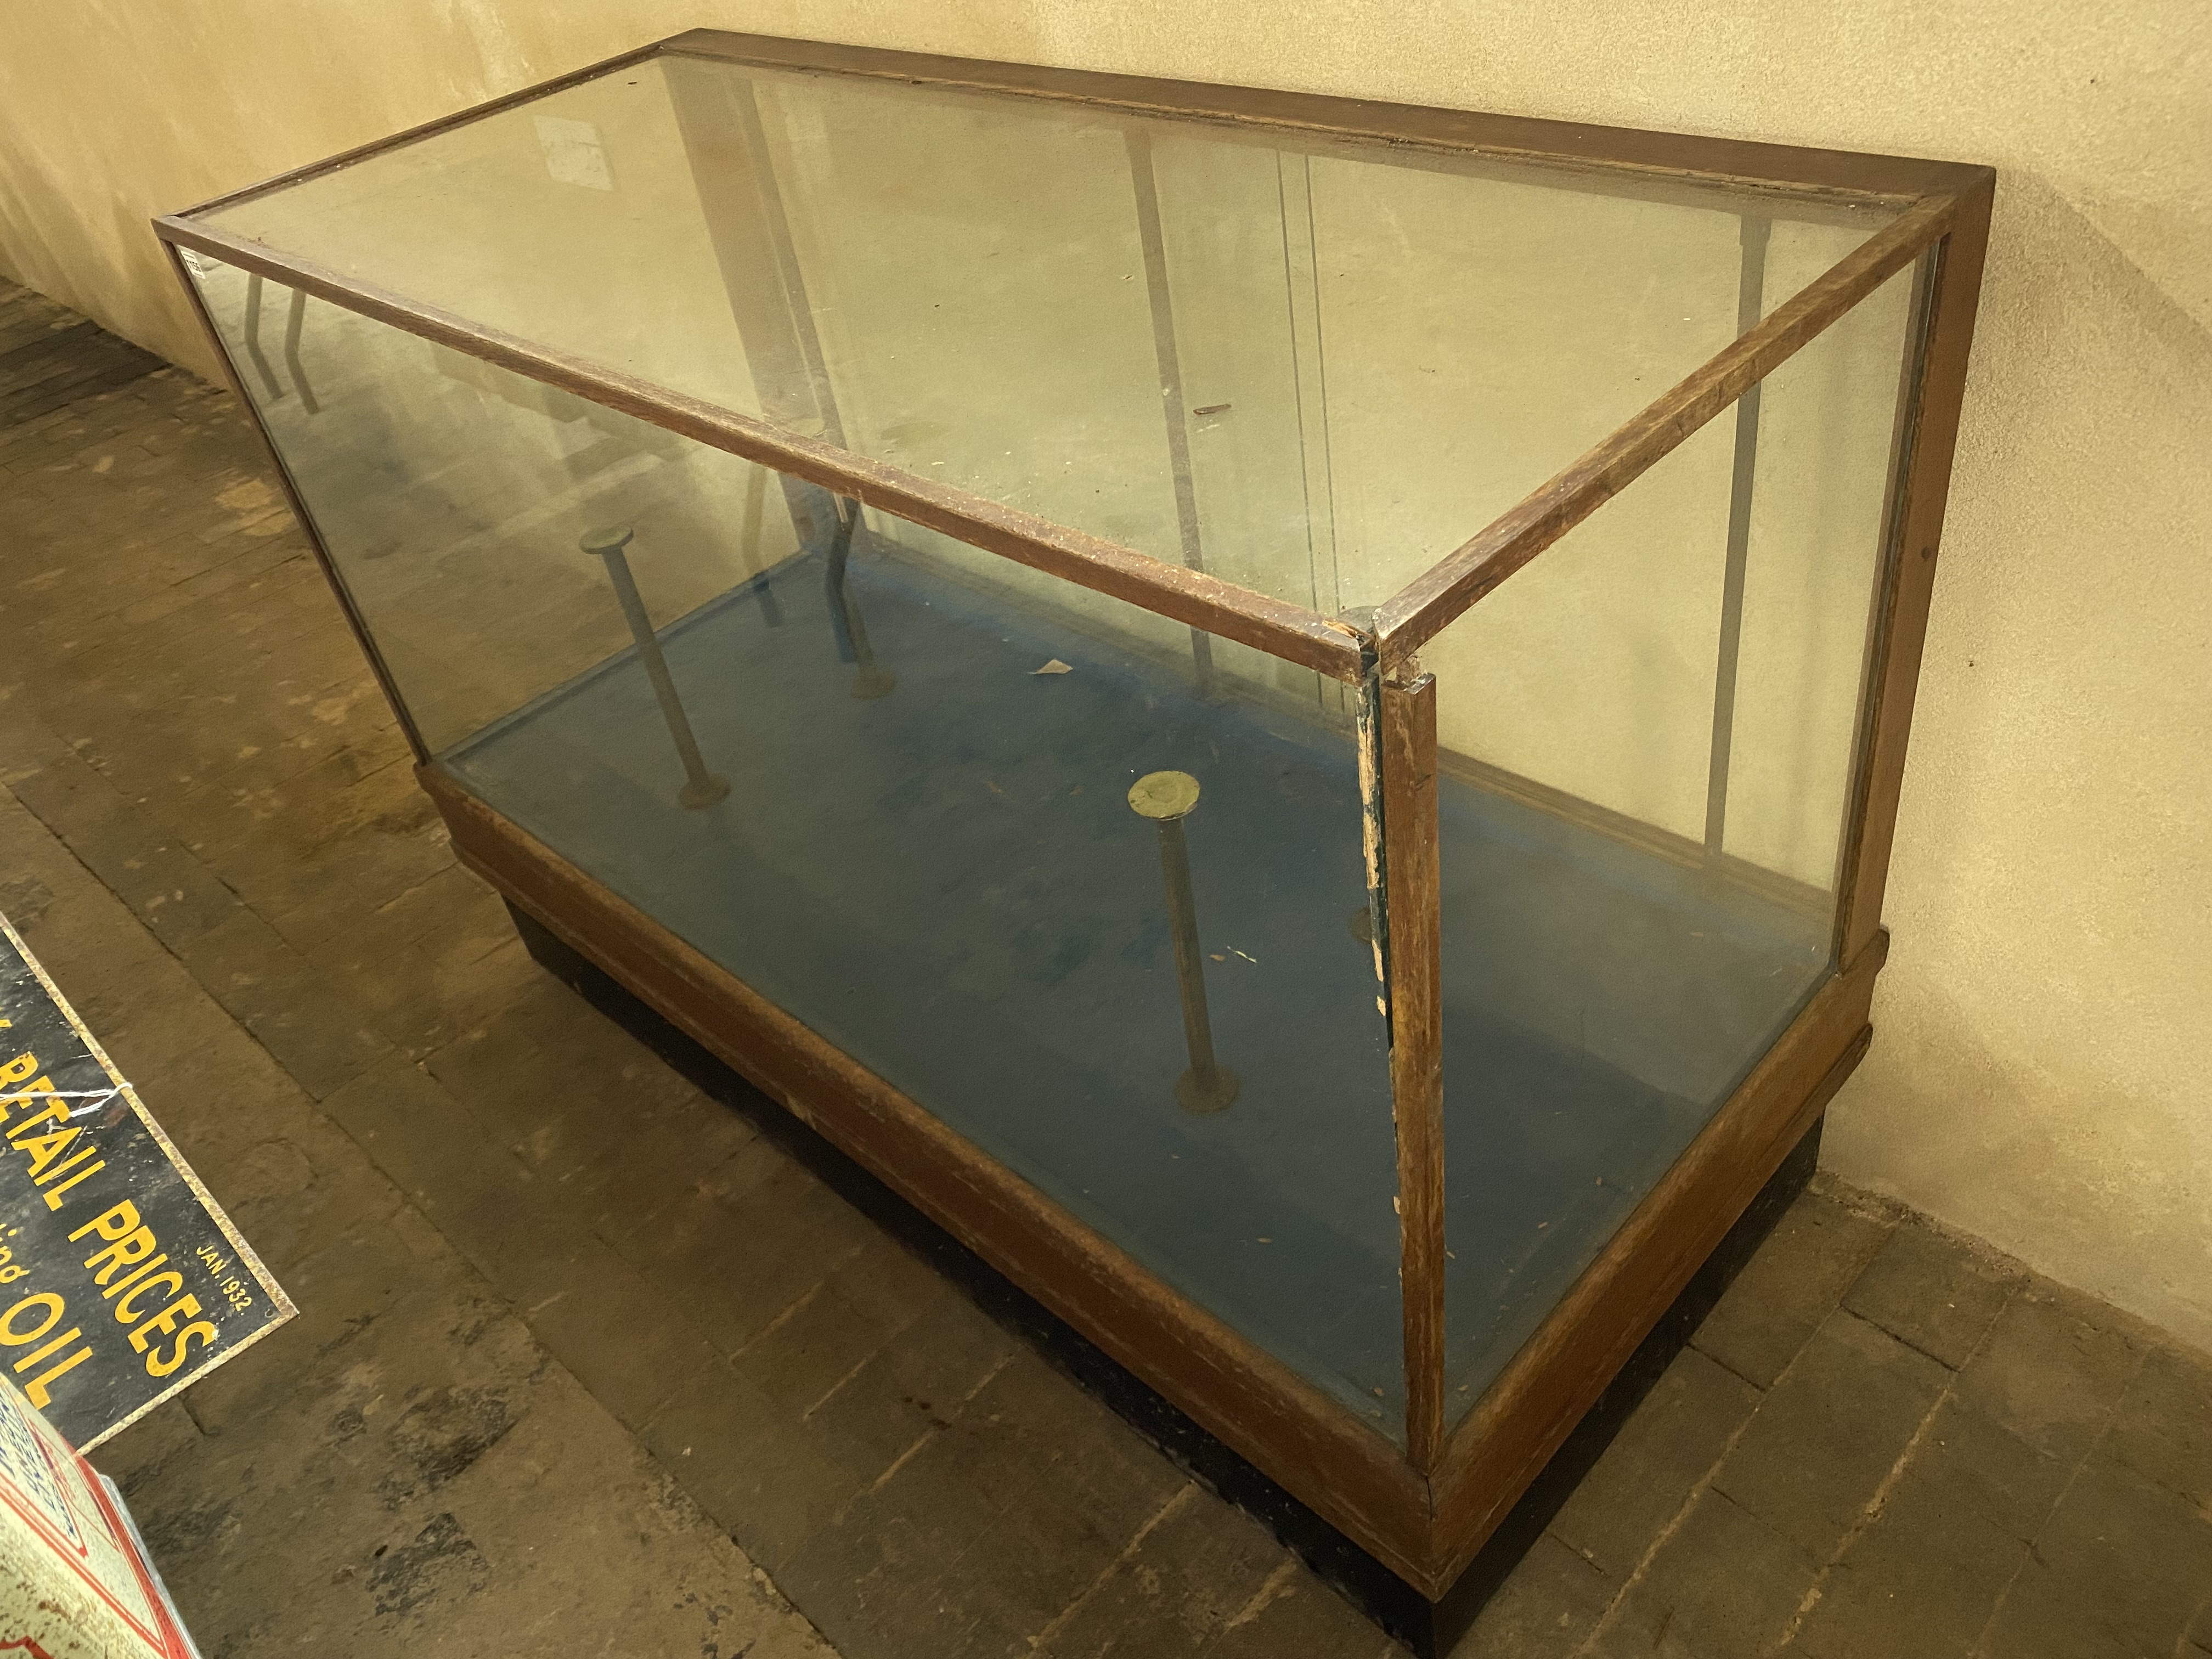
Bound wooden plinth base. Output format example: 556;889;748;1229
506;899;1821;1655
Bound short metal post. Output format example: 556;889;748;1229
823;496;895;699
740;465;783;628
241;272;283;399
580;526;730;809
283;286;320;414
1130;770;1239;1113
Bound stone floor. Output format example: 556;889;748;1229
0;274;2207;1659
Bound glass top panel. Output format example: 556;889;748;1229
205;50;1900;622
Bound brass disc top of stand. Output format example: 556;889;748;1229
1128;770;1201;821
580;525;634;556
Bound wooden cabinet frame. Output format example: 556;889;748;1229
155;29;1991;1618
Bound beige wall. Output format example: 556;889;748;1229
2;2;2205;1347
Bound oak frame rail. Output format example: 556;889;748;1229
174;25;1983;232
660;31;1983;207
151;217;1367;684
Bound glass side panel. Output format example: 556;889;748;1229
185;256;1406;1436
185;255;806;754
202;53;1899;621
1425;256;1924;1424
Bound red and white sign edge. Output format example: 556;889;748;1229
0;1373;195;1658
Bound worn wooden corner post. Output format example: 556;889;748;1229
1379;670;1446;1477
1836;173;1996;963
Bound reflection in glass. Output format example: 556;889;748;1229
202;52;1897;633
1427;257;1924;1423
180;50;1923;1456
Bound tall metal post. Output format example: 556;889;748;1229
1130;770;1238;1113
282;286;320;414
1126;128;1221;698
1705;214;1773;854
823;497;895;699
240;272;284;399
580;526;730;809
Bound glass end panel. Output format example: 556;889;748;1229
1426;257;1923;1426
184;253;1408;1436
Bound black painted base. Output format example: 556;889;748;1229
506;899;1820;1656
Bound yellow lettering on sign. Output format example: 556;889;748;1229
126;1294;201;1355
33;1146;98;1188
41;1163;103;1207
0;1294;64;1347
16;1126;77;1176
24;1347;90;1408
114;1273;184;1323
12;1327;80;1375
101;1254;168;1302
145;1321;216;1378
84;1227;157;1284
67;1201;140;1244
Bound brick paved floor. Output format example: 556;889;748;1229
2;276;2208;1659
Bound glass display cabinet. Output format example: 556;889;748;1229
155;31;1990;1647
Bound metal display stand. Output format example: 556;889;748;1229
1128;770;1239;1113
580;525;731;808
822;497;896;699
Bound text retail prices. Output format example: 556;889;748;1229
0;1049;222;1411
